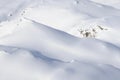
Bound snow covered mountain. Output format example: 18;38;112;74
0;0;120;80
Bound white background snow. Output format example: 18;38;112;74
0;0;120;80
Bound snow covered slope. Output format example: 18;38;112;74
90;0;120;9
0;45;120;80
0;0;120;80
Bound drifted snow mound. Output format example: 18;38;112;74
23;0;120;30
0;18;120;68
0;45;120;80
19;0;120;46
0;0;120;80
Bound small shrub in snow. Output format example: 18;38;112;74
78;25;108;38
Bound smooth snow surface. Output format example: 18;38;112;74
0;0;120;80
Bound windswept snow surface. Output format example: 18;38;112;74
0;0;120;80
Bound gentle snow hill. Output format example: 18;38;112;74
19;0;120;47
1;0;120;46
0;0;120;80
0;44;120;80
23;0;120;29
0;18;120;68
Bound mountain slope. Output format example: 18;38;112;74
0;43;120;80
0;0;120;80
0;18;120;67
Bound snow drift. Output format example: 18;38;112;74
0;0;120;80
